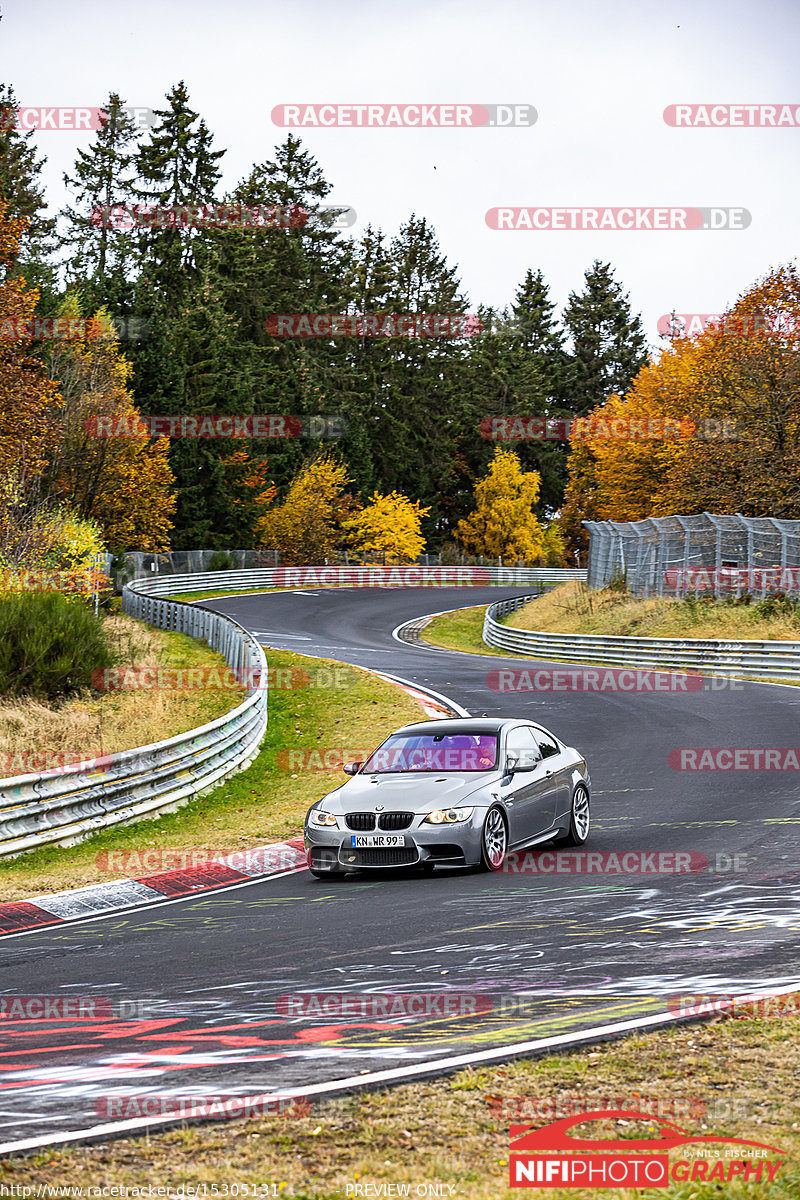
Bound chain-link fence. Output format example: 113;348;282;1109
115;549;553;590
116;550;278;589
583;513;800;599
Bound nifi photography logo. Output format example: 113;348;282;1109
508;1108;786;1188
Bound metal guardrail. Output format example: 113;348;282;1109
483;594;800;683
131;565;587;597
0;586;268;859
0;566;585;859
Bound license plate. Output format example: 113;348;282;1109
350;835;405;848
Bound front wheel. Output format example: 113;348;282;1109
557;786;590;846
479;806;508;871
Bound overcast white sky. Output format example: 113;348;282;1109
2;0;798;349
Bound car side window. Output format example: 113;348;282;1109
535;731;561;760
506;726;540;769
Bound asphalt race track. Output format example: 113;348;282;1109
1;586;799;1150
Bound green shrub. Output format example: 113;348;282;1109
0;591;116;700
754;591;800;621
208;550;233;571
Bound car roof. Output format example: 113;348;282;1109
393;717;518;737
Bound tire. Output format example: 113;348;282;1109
557;786;590;847
479;806;508;871
309;867;346;879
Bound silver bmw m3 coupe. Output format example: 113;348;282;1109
304;717;591;876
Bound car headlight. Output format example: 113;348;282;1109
423;807;474;825
310;809;339;828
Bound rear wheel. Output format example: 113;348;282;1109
557;786;590;846
479;806;508;871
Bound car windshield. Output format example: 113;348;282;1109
361;732;499;773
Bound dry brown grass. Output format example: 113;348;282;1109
8;1005;799;1198
0;613;243;769
0;649;423;901
507;580;800;642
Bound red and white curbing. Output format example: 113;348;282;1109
0;838;308;937
0;677;464;938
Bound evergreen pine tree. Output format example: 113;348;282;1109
60;92;140;309
562;260;648;415
134;80;225;302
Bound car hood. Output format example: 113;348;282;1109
319;771;500;813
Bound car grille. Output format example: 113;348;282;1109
347;848;419;866
378;812;413;830
345;813;376;831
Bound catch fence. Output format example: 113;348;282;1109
584;514;800;600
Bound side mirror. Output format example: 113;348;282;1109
343;761;362;776
505;752;538;776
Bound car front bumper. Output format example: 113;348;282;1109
304;812;488;870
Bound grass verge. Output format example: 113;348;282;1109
421;583;800;669
508;580;800;641
422;604;520;657
0;613;242;773
0;650;423;902
6;1002;799;1197
168;587;283;602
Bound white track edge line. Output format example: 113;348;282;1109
2;990;796;1155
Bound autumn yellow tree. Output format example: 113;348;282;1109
456;448;545;563
42;294;175;550
343;490;429;563
255;452;359;564
540;520;566;566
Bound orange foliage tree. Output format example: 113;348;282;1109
42;295;176;551
0;199;61;482
562;265;800;554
